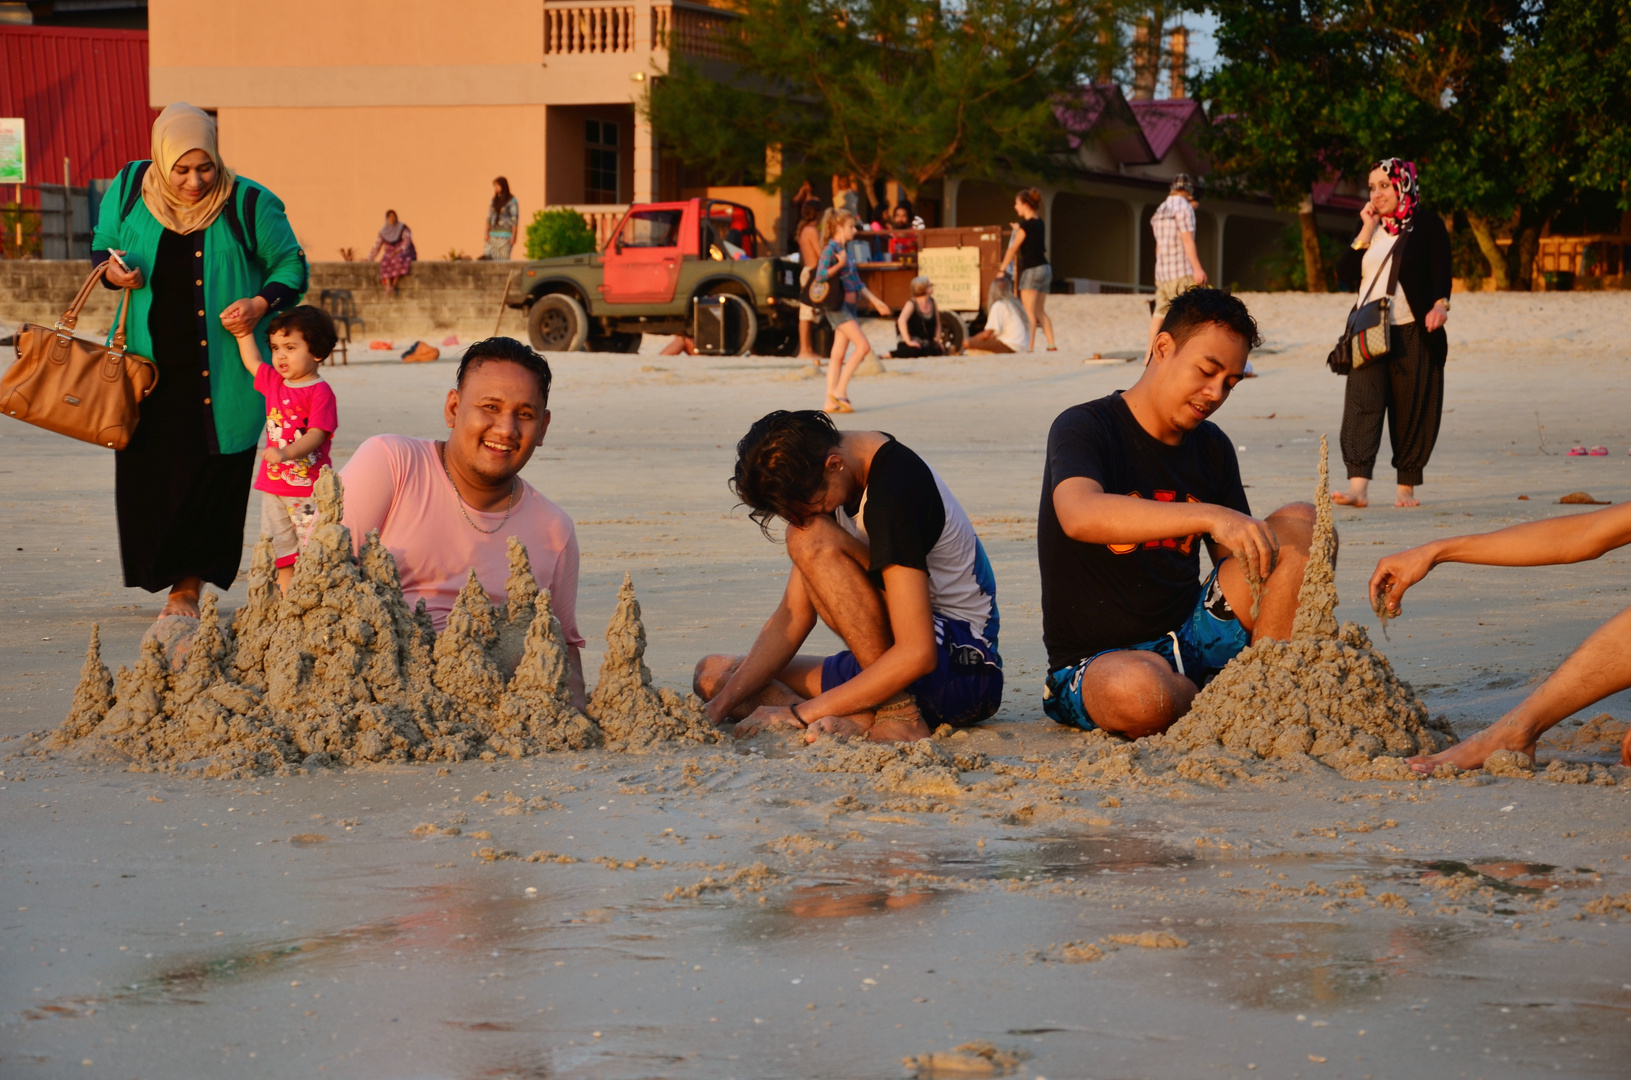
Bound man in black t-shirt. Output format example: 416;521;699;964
694;411;1003;743
1038;288;1322;739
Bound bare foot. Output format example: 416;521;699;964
864;694;931;742
1331;491;1368;507
734;704;806;738
1407;718;1539;774
160;581;201;619
1396;486;1420;508
804;714;872;742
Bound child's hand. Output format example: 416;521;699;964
261;447;284;464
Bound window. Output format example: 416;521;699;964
618;208;684;248
585;120;619;204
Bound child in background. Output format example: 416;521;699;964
231;304;340;589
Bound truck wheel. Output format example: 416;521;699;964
527;294;589;352
938;310;968;355
588;331;642;353
724;295;758;356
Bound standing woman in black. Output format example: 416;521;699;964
91;103;308;618
999;187;1057;351
1331;158;1452;509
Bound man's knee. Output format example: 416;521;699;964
1268;501;1319;554
693;654;739;700
1083;652;1194;736
786;515;865;569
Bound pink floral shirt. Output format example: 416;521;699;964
254;365;338;496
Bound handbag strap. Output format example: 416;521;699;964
57;260;110;333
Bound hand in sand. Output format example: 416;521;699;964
1369;544;1438;616
1208;507;1279;583
732;704;805;739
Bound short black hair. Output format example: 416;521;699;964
1159;287;1263;353
268;305;338;360
730;410;841;536
456;336;553;406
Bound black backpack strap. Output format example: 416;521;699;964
242;185;261;254
118;160;151;222
221;180;249;257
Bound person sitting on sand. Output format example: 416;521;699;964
339;336;586;706
1372;504;1631;771
693;410;1003;742
1038;288;1318;739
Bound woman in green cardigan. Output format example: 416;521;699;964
93;103;308;619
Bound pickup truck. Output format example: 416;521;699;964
517;198;803;355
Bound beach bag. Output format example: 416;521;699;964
1;261;159;450
800;267;847;312
1327;227;1406;376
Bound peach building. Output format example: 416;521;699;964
148;0;768;261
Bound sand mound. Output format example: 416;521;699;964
50;468;706;776
1148;438;1454;778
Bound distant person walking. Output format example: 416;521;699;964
483;177;520;260
368;210;415;297
795;197;825;361
91;102;308;620
999;188;1056;351
1331;158;1452;509
814;207;890;413
1146;174;1206;361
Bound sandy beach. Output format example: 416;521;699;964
3;291;1630;1078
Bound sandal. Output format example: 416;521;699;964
835;397;855;414
1589;446;1609;456
823;396;842;413
1568;446;1589;456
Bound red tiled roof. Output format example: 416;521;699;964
1128;99;1202;162
1055;84;1156;165
0;25;156;186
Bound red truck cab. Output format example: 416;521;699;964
601;199;758;305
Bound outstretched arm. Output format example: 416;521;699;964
703;577;818;724
233;323;265;376
1053;476;1279;581
1371;501;1631;614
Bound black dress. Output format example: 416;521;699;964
114;228;256;592
892;300;945;358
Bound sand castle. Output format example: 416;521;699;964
1148;437;1455;777
51;467;716;778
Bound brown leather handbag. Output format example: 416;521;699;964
1;262;159;450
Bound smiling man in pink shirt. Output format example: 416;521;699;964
339;337;586;707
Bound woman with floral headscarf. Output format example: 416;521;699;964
92;103;309;619
1332;157;1452;509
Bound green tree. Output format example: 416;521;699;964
525;207;598;260
646;0;1143;202
1199;1;1373;292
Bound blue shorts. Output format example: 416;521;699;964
1042;567;1249;732
822;616;1003;729
1017;264;1053;293
826;302;858;329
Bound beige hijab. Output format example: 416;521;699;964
141;103;235;234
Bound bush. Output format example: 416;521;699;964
525;207;598;260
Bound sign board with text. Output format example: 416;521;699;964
917;245;982;310
0;118;23;184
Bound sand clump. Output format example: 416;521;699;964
1148;438;1454;779
48;468;711;777
903;1041;1029;1078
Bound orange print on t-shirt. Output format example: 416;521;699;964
1107;490;1203;555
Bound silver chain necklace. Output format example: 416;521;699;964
438;441;518;534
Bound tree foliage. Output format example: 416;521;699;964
1200;0;1631;290
646;0;1149;198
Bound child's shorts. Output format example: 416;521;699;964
259;492;320;569
1042;567;1249;732
821;616;1003;729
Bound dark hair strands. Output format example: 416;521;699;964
268;304;339;360
1158;287;1263;352
456;336;553;407
730;410;842;538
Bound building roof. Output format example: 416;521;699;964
1055;83;1156;166
0;24;155;186
1127;98;1202;163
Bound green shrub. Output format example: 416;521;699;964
525;207;598;260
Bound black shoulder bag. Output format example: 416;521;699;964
1327;226;1407;376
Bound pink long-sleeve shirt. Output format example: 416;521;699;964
338;434;585;645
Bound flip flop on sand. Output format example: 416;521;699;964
1568;446;1589;456
1590;446;1609;456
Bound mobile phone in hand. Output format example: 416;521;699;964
108;250;130;271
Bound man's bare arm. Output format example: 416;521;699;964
1181;230;1208;283
703;578;817;724
1372;502;1631;614
1053;477;1278;580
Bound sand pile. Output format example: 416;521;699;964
50;469;706;777
586;573;721;752
1148;438;1454;779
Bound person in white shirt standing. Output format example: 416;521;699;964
1146;174;1207;362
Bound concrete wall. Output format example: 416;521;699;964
0;260;533;343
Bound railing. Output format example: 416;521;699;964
652;2;736;60
545;5;638;53
560;204;630;251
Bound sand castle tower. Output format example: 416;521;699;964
587;573;721;751
491;587;601;754
1156;438;1453;774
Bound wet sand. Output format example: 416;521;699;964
3;292;1630;1077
